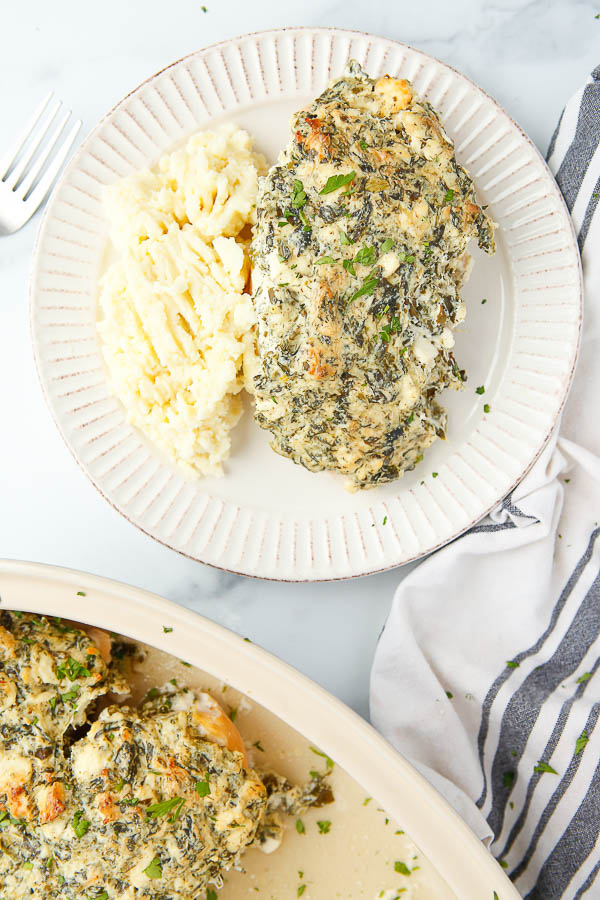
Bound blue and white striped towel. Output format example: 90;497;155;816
370;66;600;899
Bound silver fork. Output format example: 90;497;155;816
0;93;81;235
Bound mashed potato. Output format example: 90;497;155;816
97;125;266;477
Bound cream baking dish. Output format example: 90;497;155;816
0;560;518;899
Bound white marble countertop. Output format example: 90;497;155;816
1;0;598;719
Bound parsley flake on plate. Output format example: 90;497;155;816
309;746;334;770
394;861;411;875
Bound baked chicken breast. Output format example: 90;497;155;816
252;61;495;489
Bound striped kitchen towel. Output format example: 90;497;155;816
370;66;600;899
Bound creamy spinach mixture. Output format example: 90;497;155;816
252;61;495;489
0;613;329;899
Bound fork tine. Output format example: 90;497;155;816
15;108;71;197
0;92;54;180
26;118;82;209
6;102;64;191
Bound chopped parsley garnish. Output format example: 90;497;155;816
57;657;90;681
339;229;353;245
291;179;307;208
253;740;265;752
320;171;356;195
180;660;191;667
76;591;86;596
354;246;376;266
359;139;368;150
71;810;90;838
162;625;173;633
475;385;485;395
534;761;558;775
503;770;515;788
229;707;238;722
380;238;394;254
379;324;391;343
506;660;519;668
398;251;415;263
575;730;589;755
443;188;454;204
195;778;211;798
146;687;160;700
315;256;337;265
113;779;125;792
95;894;109;900
445;690;453;698
391;316;402;333
394;861;411;875
298;208;311;231
296;818;306;834
23;861;33;869
484;403;491;414
207;891;218;900
383;516;388;525
348;275;378;305
343;259;356;276
432;472;439;478
363;797;372;805
144;857;162;879
61;686;80;706
146;796;185;822
309;746;335;769
317;819;331;833
577;672;593;683
298;885;307;897
482;298;487;304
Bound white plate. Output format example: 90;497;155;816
30;28;582;581
0;559;520;899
